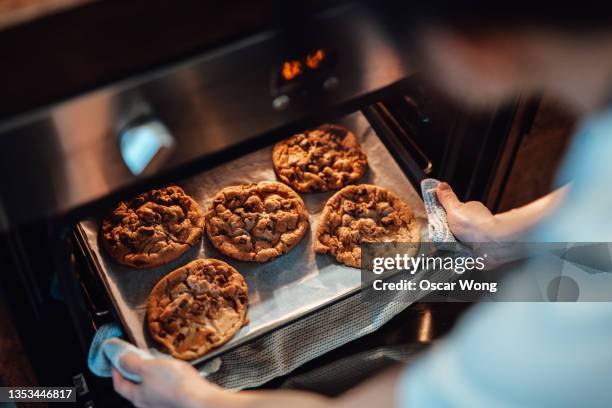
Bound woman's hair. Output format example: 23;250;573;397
363;1;612;33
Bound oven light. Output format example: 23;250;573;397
306;49;325;69
282;60;303;81
119;120;174;175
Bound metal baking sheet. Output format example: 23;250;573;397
77;111;428;366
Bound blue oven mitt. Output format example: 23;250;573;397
88;323;221;383
87;323;154;383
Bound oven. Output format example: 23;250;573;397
0;2;539;406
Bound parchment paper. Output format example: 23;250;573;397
78;111;428;366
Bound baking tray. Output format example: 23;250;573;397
76;111;428;366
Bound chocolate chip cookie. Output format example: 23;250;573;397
147;259;249;360
101;186;204;268
205;182;309;262
315;184;419;268
272;124;367;193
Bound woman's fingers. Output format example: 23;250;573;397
436;182;462;211
112;369;138;401
120;352;145;375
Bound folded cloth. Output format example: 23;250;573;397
87;323;154;383
88;323;223;383
420;178;459;250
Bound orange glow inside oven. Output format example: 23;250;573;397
306;49;325;69
282;60;303;81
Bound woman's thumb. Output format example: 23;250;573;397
436;182;462;211
120;352;145;375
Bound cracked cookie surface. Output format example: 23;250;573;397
147;258;248;360
205;181;309;262
101;186;204;268
273;124;367;193
315;184;419;268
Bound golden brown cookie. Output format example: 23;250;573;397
147;258;249;360
100;186;204;268
273;124;367;193
205;181;309;262
315;184;419;268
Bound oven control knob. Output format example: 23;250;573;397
272;94;291;111
323;76;339;90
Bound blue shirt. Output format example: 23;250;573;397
398;108;612;407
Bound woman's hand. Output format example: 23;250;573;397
112;353;220;408
436;182;499;243
436;182;569;268
111;352;404;408
436;182;521;269
437;182;569;244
